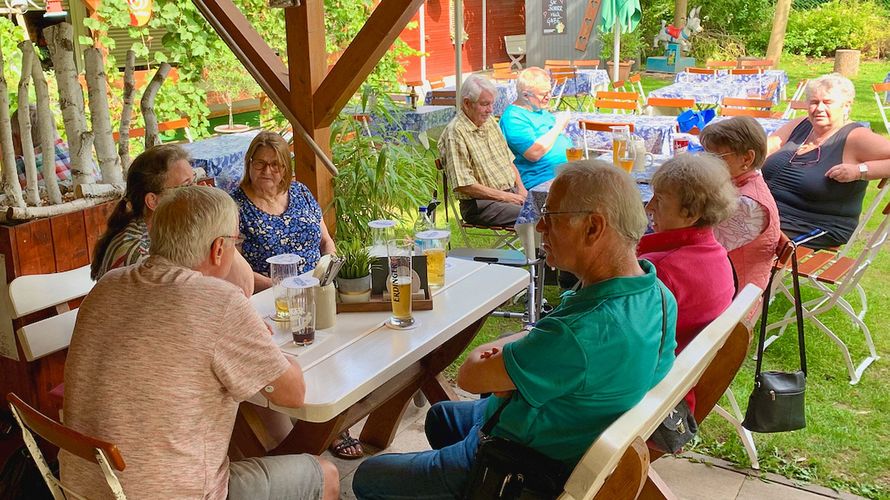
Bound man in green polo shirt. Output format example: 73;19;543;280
352;160;677;499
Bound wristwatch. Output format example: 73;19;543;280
858;163;869;181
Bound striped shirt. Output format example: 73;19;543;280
95;218;150;280
438;111;517;200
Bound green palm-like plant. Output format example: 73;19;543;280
337;240;373;279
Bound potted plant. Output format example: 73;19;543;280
335;240;373;303
599;31;644;82
203;51;260;133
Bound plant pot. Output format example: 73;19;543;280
605;60;635;82
213;124;252;134
336;275;372;302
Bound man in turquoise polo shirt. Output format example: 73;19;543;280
352;160;678;499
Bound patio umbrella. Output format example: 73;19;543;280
599;0;642;82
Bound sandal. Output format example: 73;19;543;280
329;431;364;460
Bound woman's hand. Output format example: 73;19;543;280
825;163;863;183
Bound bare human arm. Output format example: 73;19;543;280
522;113;571;163
320;219;336;255
457;330;529;394
766;117;807;155
263;356;306;408
254;271;273;292
825;127;890;183
455;184;526;204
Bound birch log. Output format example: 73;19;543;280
119;50;136;172
46;22;95;186
17;42;39;206
0;44;27;209
7;196;112;220
140;62;171;149
31;53;63;204
84;47;122;184
75;182;125;198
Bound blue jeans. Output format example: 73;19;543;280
352;399;488;499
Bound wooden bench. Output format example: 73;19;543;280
111;117;193;144
560;284;761;499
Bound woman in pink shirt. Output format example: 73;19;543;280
638;154;737;412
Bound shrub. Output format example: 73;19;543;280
784;0;890;57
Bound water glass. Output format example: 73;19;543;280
283;276;318;346
267;254;304;321
386;239;415;328
368;219;397;257
415;229;450;289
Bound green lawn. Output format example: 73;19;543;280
445;57;890;499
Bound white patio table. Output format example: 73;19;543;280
244;257;527;455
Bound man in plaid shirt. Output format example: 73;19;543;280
438;74;527;227
11;105;74;188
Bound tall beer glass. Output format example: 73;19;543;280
611;125;631;169
386;239;415;328
267;254;304;321
415;229;449;289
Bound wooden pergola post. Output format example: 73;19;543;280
192;0;425;234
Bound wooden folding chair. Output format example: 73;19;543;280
112;117;193;144
594;91;639;114
434;158;519;250
550;67;579;110
562;285;761;499
873;82;890;134
719;97;780;118
706;60;737;70
544;59;572;69
729;68;762;76
686;67;718;76
578;120;635;159
646;97;695;116
765;189;890;384
492;62;512;71
782;100;809;120
492;69;518;81
628;74;646;101
739;58;774;70
573;59;600;69
8;392;128;499
428;90;457;107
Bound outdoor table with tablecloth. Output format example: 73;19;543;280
182;129;260;193
355;105;456;139
424;70;609;117
564;113;789;156
242;257;527;455
671;70;789;101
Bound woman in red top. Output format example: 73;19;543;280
638;154;737;412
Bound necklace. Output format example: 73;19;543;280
797;124;841;154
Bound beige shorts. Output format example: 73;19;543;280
228;454;324;500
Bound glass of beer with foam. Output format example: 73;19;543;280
267;254;304;321
415;229;449;289
386;239;415;328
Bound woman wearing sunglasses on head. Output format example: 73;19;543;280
763;73;890;249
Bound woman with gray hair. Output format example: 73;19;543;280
763;73;890;249
638;153;737;414
498;67;572;189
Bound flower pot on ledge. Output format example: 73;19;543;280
606;60;635;82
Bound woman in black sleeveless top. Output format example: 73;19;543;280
762;74;890;249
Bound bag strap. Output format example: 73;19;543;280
754;231;819;376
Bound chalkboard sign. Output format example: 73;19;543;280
543;0;567;35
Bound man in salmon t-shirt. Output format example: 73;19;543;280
60;186;339;500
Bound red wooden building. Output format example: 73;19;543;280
397;0;526;82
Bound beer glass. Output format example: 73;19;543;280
283;276;318;345
617;139;636;173
267;254;304;321
386;239;415;328
368;219;397;257
415;229;450;289
611;125;631;170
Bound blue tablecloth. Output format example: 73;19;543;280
654;71;788;105
358;105;456;138
183;130;260;193
672;70;788;97
424;70;610;117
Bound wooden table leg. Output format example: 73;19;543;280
271;316;489;455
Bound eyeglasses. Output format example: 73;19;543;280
220;234;245;249
250;158;285;172
789;145;821;166
540;206;594;222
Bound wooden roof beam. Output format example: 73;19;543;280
313;0;424;128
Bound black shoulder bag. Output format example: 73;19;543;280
464;397;571;500
742;237;808;433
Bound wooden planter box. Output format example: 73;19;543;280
0;200;117;417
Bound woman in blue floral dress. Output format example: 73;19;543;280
232;131;336;292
